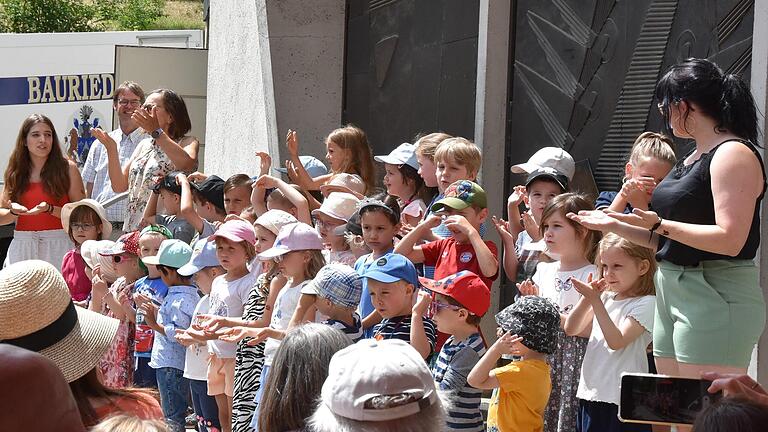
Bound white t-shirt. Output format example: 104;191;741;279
184;295;212;381
577;293;655;405
263;280;308;366
206;271;258;358
533;262;597;315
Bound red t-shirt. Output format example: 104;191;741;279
420;237;499;287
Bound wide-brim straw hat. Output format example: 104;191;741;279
0;260;118;382
60;199;112;238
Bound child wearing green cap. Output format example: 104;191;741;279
395;179;499;289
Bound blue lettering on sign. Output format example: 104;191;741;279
0;73;115;106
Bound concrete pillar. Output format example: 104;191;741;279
204;0;345;178
475;0;512;340
751;0;768;386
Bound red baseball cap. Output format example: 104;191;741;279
419;271;490;317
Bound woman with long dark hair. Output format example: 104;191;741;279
0;114;86;269
92;88;199;232
570;58;765;422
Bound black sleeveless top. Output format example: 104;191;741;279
650;139;766;266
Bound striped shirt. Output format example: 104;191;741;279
373;315;437;354
432;332;487;431
323;312;363;343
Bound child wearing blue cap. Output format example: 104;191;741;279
138;239;199;432
173;238;224;432
361;253;437;359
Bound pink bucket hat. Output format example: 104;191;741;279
208;219;257;245
257;222;323;259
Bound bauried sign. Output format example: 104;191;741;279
0;73;115;106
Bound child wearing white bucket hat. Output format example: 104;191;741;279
312;191;360;266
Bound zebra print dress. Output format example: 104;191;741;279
231;273;270;432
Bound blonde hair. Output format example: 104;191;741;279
433;137;482;177
414;132;453;160
90;414;169;432
304;249;326;279
628;132;677;168
327;125;376;194
596;233;656;297
540;193;601;262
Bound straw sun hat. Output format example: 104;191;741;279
0;260;118;382
60;199;112;238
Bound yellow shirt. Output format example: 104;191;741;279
486;359;551;432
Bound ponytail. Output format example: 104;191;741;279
720;73;758;145
655;58;760;146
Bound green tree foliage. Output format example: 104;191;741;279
0;0;165;33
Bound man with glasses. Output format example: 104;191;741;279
82;81;150;238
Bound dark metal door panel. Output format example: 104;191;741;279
344;0;479;155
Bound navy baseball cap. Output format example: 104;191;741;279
361;253;419;288
191;175;225;211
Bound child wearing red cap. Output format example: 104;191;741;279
415;271;490;432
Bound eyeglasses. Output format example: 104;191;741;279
117;99;141;107
274;251;297;263
428;299;463;318
71;223;96;231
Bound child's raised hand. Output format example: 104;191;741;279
175;172;188;185
139;302;158;324
507;185;527;207
491;216;515;244
216;326;254;343
516;279;539;296
174;330;196;347
571;274;607;304
521;212;541;241
421;214;443;230
620;177;656;208
133;293;152;307
254;174;279;190
412;291;432;317
186;171;209;183
286;129;299;157
245;328;271;346
493;331;524;356
444;215;475;236
256;151;272;177
398;222;415;237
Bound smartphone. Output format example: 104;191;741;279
619;373;722;426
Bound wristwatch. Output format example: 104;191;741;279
151;128;164;139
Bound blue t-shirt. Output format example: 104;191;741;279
595;191;634;214
354;250;393;339
134;276;170;358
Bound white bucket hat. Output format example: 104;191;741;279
312;192;360;223
0;260;119;382
317;339;438;421
254;209;298;236
80;239;118;282
60;199;112;238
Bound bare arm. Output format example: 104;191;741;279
177;174;204;233
410;293;432;359
155;134;199;172
250;183;268;217
86;182;94;198
66;161;86;203
91;128;132;192
468;332;523;390
142;192;160;227
564;296;594;337
467;228;498;278
393;216;441;263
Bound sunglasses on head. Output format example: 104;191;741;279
112;254;134;263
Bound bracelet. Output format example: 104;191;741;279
8;208;19;216
47;204;54;214
649;216;663;241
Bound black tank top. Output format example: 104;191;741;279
650;139;766;266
